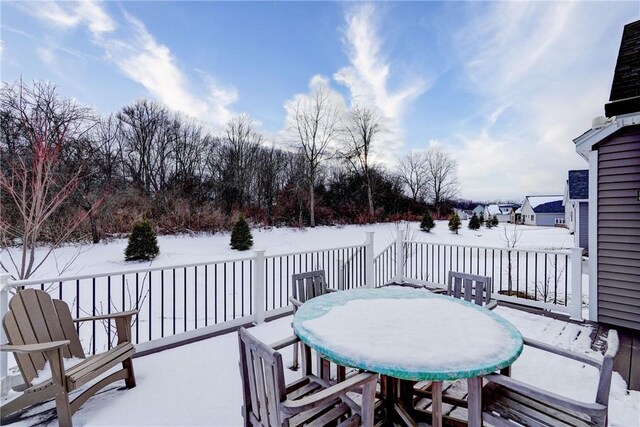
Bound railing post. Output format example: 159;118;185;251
364;232;375;288
338;257;345;290
570;247;583;321
1;273;10;395
395;229;405;283
253;250;266;324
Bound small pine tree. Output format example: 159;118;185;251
230;215;253;250
125;218;160;261
491;215;499;227
420;211;435;232
479;212;485;225
485;216;493;229
468;213;480;230
448;212;461;234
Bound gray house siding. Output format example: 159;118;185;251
597;129;640;330
536;213;563;226
579;202;589;249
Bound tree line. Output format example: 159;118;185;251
1;80;459;279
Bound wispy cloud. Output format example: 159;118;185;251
334;3;427;160
26;0;237;127
448;1;632;200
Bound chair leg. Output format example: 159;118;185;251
123;357;137;388
55;390;73;427
291;341;299;371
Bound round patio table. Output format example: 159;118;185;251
292;287;523;427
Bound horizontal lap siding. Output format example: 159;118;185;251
597;130;640;331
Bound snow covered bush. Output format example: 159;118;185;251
125;218;160;261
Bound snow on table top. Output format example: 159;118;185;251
293;287;523;381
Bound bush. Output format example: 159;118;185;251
485;217;493;229
468;213;480;230
479;212;485;225
448;213;461;234
230;215;253;250
491;215;499;227
125;218;160;261
420;211;435;232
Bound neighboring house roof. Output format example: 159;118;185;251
533;200;564;214
605;20;640;117
525;195;563;209
485;204;515;215
568;170;589;200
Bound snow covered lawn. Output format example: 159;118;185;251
8;306;639;427
6;221;575;280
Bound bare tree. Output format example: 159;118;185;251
340;104;382;219
398;151;430;203
0;80;102;279
424;147;459;218
288;86;341;227
501;225;522;295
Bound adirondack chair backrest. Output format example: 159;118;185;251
3;288;85;386
238;327;287;427
291;270;328;310
596;329;619;407
447;271;492;307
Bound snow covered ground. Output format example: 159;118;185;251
7;306;639;427
5;221;574;280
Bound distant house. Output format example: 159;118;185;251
471;205;485;217
519;196;564;226
453;208;470;220
485;203;520;222
563;170;589;249
572;20;640;330
510;207;522;224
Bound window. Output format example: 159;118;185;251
531;215;534;221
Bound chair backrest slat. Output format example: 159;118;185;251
238;327;287;427
291;270;327;310
3;311;39;383
447;271;492;308
53;299;85;358
3;289;86;385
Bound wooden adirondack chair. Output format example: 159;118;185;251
289;270;335;372
1;288;137;426
238;327;378;427
482;330;620;427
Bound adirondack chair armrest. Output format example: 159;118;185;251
280;372;378;414
289;296;303;309
483;373;607;417
523;337;602;368
270;335;299;351
1;340;70;354
73;310;139;323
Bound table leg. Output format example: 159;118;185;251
431;381;442;427
467;376;482;427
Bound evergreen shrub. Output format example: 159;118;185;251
448;213;461;234
420;211;435;232
468;213;480;230
125;218;160;261
230;215;253;250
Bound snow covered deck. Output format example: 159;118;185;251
5;305;639;427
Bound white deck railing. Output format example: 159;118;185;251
0;230;583;396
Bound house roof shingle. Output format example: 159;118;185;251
568;170;589;200
605;20;640;117
533;200;564;214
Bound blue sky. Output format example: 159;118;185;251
1;1;638;201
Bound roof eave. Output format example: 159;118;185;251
573;112;640;159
